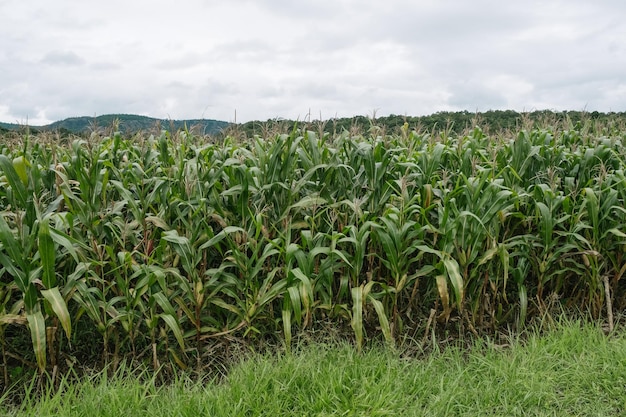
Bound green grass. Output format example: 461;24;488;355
4;320;626;416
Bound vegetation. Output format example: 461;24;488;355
0;114;229;136
236;109;626;138
3;109;626;139
4;320;626;416
0;114;626;390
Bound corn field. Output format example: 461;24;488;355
1;122;626;378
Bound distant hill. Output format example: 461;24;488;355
0;114;230;136
3;110;626;139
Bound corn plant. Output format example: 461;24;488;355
0;153;75;372
1;120;626;376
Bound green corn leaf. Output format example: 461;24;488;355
0;251;25;288
162;230;196;275
536;202;553;246
501;246;510;298
0;214;27;276
23;284;39;312
415;244;443;258
608;228;626;239
199;226;245;250
153;292;177;317
38;219;56;288
290;268;312;310
289;195;327;210
309;246;330;258
160;313;185;350
443;257;464;309
0;155;28;207
518;283;528;329
49;227;87;264
287;286;302;324
210;297;243;315
478;247;499;266
253;274;287;311
367;295;392;344
41;287;71;339
282;302;292;348
27;310;46;371
162;229;189;246
286;243;300;262
350;285;364;352
145;215;170;230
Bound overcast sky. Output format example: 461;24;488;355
1;1;625;125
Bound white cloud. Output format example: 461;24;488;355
1;0;625;124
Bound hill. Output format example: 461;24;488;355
0;114;230;136
3;110;626;138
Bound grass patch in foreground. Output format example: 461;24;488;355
4;320;626;416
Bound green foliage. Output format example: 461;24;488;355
236;110;626;138
0;120;626;380
0;114;229;136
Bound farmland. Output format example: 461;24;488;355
1;114;626;390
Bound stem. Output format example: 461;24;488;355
151;331;159;371
603;275;614;333
103;328;110;370
1;331;7;388
196;303;202;372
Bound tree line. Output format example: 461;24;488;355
233;110;626;138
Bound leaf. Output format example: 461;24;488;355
287;286;302;324
199;226;245;250
49;227;85;264
27;310;46;371
41;287;71;339
436;275;450;315
162;230;196;274
145;215;170;230
0;251;24;288
0;214;27;277
160;313;185;350
0;314;27;326
38;219;56;288
536;202;553;246
477;247;499;266
282;302;292;349
153;292;177;317
350;285;364;352
168;347;188;370
583;187;599;230
518;283;528;329
161;229;189;246
415;244;443;258
367;295;392;344
0;155;28;207
289;195;327;210
443;257;464;309
608;228;626;239
290;268;312;311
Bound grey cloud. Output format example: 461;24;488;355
292;83;339;100
210;40;284;64
2;0;626;124
446;80;509;110
240;0;342;19
89;62;123;71
40;51;85;66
